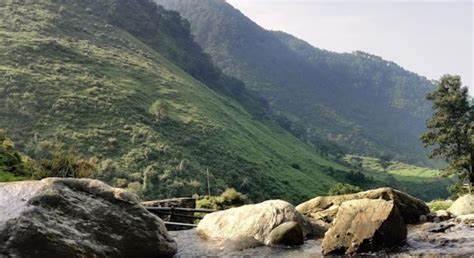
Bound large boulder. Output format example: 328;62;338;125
196;200;311;248
322;199;407;255
448;194;474;216
0;178;177;258
297;187;429;225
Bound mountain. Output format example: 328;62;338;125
0;0;449;202
0;0;357;203
155;0;435;166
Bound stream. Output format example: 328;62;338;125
170;221;474;257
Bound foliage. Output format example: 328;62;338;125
0;131;28;178
379;154;393;170
0;131;94;180
35;151;96;179
328;183;361;196
448;182;471;199
426;199;453;212
196;188;248;210
421;75;473;187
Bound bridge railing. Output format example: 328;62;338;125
145;206;215;230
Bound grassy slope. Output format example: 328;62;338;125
155;0;435;166
344;155;452;200
0;0;350;203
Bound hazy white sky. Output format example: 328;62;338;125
227;0;473;93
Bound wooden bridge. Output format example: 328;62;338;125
143;198;215;230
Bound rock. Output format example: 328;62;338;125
419;214;428;223
0;178;177;258
455;214;474;225
322;199;407;255
267;221;304;246
196;200;311;248
305;217;331;238
427;222;455;233
448;194;474;216
435;210;452;221
297;187;429;225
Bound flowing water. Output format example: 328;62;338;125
170;221;474;257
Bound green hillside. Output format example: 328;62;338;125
343;155;452;200
156;0;435;166
0;0;357;203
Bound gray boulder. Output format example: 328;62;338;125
0;178;177;258
297;187;429;225
448;194;474;216
322;199;407;255
196;200;311;248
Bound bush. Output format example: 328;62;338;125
0;134;28;177
448;182;470;199
37;151;96;179
196;188;248;210
328;183;362;196
426;199;453;212
220;188;248;207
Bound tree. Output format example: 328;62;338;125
328;183;361;196
379;154;393;170
421;75;473;191
150;101;168;122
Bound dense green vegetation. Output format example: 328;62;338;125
426;199;453;212
0;130;96;181
196;188;248;211
0;0;358;203
421;75;473;190
156;0;436;166
343;155;452;200
327;183;362;196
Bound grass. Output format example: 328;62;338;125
0;0;350;204
344;155;453;200
0;171;22;182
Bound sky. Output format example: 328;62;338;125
227;0;474;94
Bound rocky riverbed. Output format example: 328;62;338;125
170;220;474;257
2;179;473;257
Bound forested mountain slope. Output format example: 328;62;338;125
0;0;354;203
156;0;435;166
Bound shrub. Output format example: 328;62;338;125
291;163;301;170
127;181;143;198
426;199;453;212
448;182;470;199
196;188;248;210
328;183;362;196
220;188;248;207
36;151;96;179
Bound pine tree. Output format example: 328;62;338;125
421;75;473;190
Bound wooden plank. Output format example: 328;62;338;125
164;222;197;228
148;211;203;220
145;207;215;213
